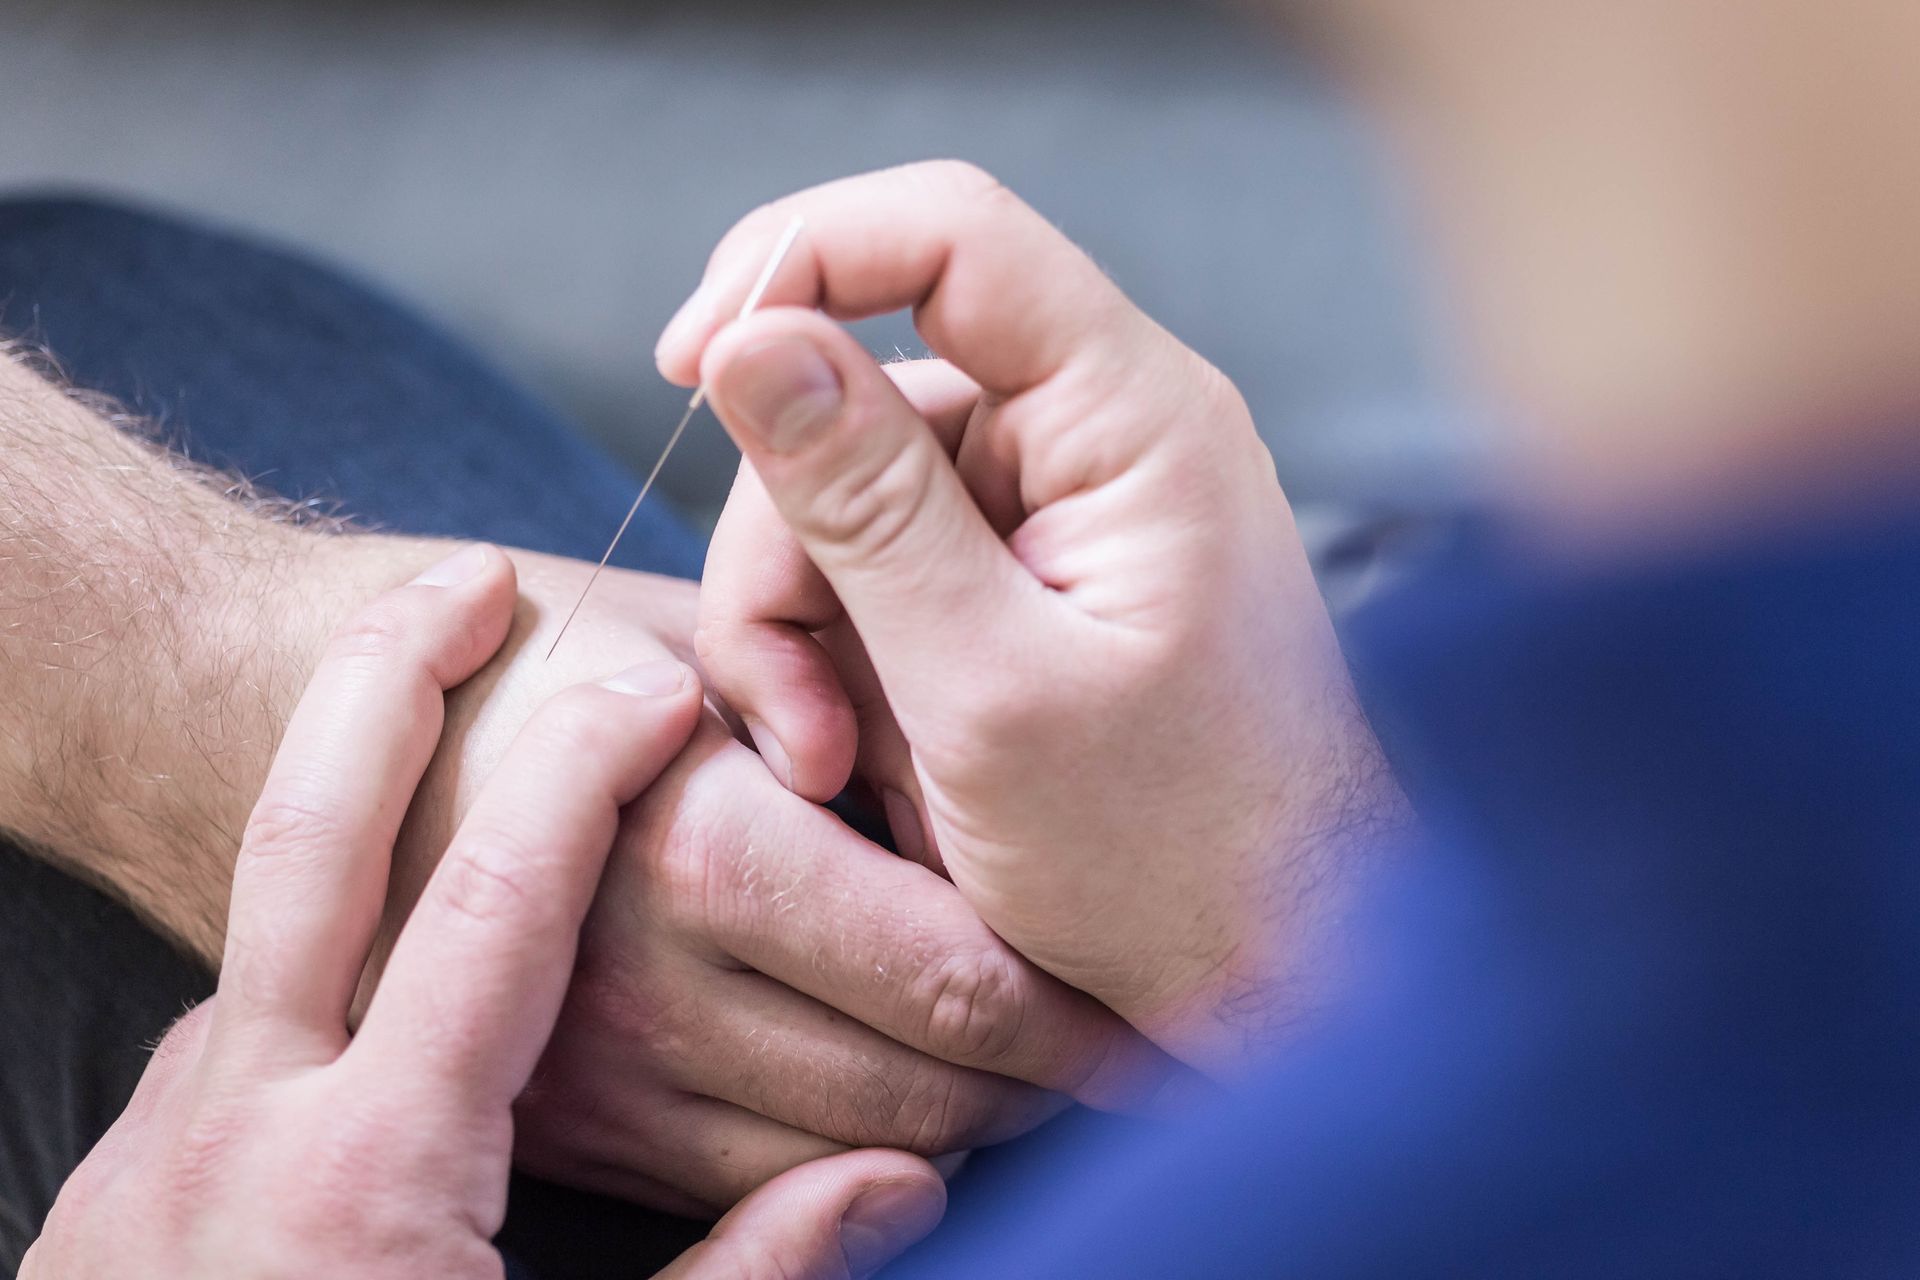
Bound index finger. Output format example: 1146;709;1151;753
655;160;1147;398
215;545;516;1066
348;661;703;1113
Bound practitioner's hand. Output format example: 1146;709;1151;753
22;545;946;1280
670;162;1412;1070
314;540;1172;1218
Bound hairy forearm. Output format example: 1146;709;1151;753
0;348;372;959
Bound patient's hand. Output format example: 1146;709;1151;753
26;548;946;1280
0;344;1167;1219
320;538;1172;1217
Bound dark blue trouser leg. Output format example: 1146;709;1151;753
0;195;706;1278
0;195;705;576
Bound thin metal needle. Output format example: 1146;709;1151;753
546;216;807;661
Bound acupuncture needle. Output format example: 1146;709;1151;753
546;215;808;661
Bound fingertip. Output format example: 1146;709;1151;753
600;659;706;749
695;613;859;803
406;543;518;687
742;709;855;804
672;1150;945;1280
404;541;516;603
407;541;493;588
600;657;698;698
593;659;707;787
742;716;796;790
698;307;841;398
837;1161;948;1278
656;273;721;384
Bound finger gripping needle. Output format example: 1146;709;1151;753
545;216;807;661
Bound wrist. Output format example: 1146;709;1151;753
0;350;474;962
16;523;450;962
46;520;350;960
1123;727;1412;1074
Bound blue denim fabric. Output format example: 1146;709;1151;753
0;196;705;578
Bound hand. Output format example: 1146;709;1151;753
0;336;1168;1218
23;545;946;1280
667;162;1412;1070
309;538;1174;1216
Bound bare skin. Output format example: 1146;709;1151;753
23;552;945;1279
676;163;1412;1071
0;348;1170;1216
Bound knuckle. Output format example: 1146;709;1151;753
917;158;1009;204
240;794;350;864
437;842;544;927
894;1067;992;1154
691;617;728;667
635;752;742;927
912;947;1028;1068
801;441;937;565
715;200;804;277
1192;350;1252;423
325;597;417;663
659;820;724;928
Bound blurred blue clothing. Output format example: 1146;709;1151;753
895;516;1920;1277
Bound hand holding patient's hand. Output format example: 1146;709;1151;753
671;162;1410;1069
24;548;945;1280
326;544;1168;1216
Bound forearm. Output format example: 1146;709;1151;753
0;348;385;959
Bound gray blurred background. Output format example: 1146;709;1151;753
0;0;1475;535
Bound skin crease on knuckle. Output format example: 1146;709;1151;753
323;596;420;665
557;734;1063;1158
790;424;942;572
888;1062;1045;1156
632;737;778;950
238;792;357;868
912;947;1028;1070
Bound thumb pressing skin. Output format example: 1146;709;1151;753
701;308;1030;696
655;1149;947;1280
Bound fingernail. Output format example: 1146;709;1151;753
882;788;927;863
656;285;713;362
726;338;843;452
840;1179;945;1278
601;659;690;697
743;717;794;789
410;543;490;587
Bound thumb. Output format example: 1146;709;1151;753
703;309;1035;700
654;1149;947;1280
